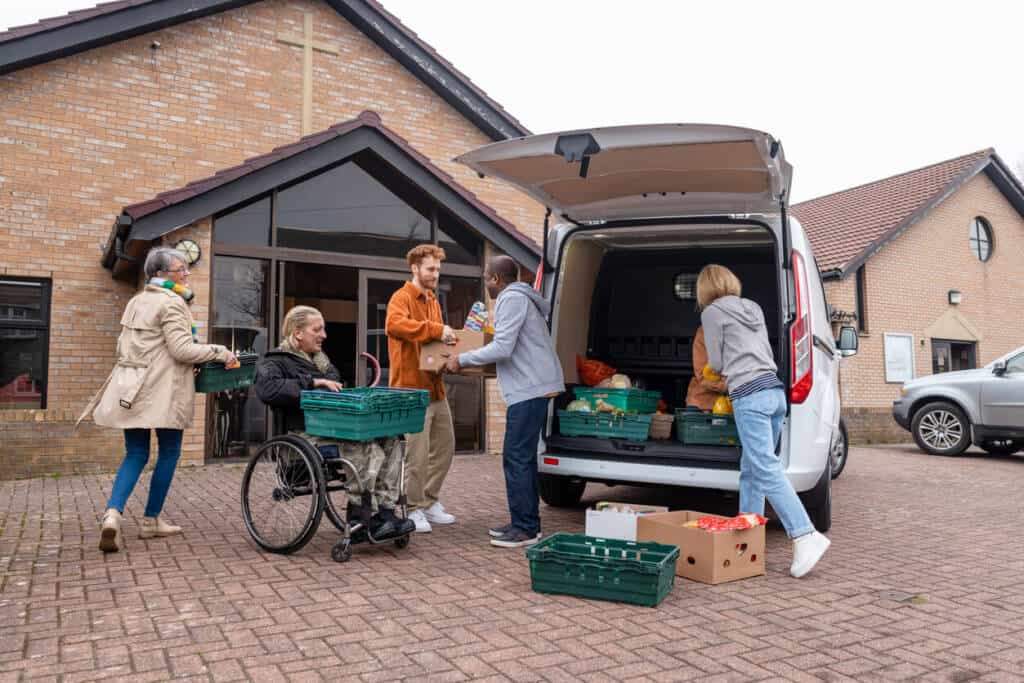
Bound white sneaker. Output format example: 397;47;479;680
409;509;432;533
790;531;831;578
423;501;456;525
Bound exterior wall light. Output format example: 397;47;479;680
948;290;963;305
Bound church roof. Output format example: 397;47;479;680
0;0;529;141
104;110;541;277
791;149;1024;279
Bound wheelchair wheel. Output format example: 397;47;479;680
241;435;325;554
394;534;410;550
331;538;352;563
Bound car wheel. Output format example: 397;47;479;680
911;401;971;456
538;473;586;508
830;418;849;479
981;439;1023;457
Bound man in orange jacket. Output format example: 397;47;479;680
385;244;458;533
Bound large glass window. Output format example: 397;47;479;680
214;196;271;246
969;217;993;262
276;162;431;258
209;257;270;457
0;278;50;409
437;214;482;266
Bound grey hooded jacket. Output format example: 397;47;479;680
700;295;779;396
459;283;565;406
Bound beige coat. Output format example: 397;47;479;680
84;284;229;430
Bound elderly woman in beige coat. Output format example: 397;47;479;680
84;246;236;552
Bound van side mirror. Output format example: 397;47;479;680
993;361;1007;376
837;326;858;357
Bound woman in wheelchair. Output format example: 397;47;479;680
254;305;415;542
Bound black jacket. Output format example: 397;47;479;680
255;350;341;433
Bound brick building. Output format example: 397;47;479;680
792;150;1024;443
0;0;548;479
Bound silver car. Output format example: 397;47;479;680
893;345;1024;456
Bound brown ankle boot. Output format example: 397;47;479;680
139;516;182;539
99;509;122;553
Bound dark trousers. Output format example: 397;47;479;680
503;396;550;536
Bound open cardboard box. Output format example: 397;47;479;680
636;510;766;585
419;327;496;376
585;501;669;541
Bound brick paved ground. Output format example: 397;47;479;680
2;444;1024;682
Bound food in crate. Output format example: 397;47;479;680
566;399;592;412
597;373;632;389
576;355;617;387
683;513;768;532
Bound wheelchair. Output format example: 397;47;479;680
240;432;412;562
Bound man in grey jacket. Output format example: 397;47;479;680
446;255;565;547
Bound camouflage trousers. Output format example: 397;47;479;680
296;433;403;511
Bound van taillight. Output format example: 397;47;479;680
790;251;813;404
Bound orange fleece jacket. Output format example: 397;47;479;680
385;281;446;401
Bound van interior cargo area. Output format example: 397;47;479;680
547;225;784;469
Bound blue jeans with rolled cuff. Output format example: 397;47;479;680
503;397;550;537
107;428;183;517
732;388;815;539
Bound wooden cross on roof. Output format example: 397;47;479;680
277;12;339;136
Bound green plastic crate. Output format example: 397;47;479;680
526;533;679;607
675;410;741;446
194;352;259;393
300;388;429;441
573;387;661;413
558;410;653;442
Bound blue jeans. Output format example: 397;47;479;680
503;397;550;536
732;388;814;539
107;428;183;517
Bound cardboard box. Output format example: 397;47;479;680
585;501;670;541
419;327;496;376
636;510;765;584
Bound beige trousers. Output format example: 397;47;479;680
404;399;455;511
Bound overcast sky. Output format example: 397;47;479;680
3;1;1021;201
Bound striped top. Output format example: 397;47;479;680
730;373;785;400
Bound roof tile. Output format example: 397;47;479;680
791;150;991;275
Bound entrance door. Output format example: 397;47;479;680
280;262;360;386
358;271;485;452
932;339;977;374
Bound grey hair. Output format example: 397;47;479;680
144;246;187;278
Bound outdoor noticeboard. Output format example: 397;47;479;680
883;333;915;383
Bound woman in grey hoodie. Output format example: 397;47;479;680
698;264;830;578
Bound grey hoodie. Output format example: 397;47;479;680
459;283;565;406
700;295;779;396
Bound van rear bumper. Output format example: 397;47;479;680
537;452;823;493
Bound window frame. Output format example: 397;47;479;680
0;276;52;410
969;216;994;262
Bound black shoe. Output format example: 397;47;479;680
490;528;541;548
488;522;514;538
369;517;412;541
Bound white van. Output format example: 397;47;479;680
457;124;858;532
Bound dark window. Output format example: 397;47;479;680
932;339;976;374
969;217;993;262
437;219;482;266
209;257;270;458
276;161;430;258
855;266;868;333
214;196;271;246
0;278;51;409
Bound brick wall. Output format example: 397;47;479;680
824;173;1024;443
0;0;545;478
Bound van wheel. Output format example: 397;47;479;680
830;419;849;480
538;473;586;508
800;459;832;534
912;401;971;456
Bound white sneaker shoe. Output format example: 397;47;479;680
791;531;831;578
423;501;456;525
409;509;432;533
